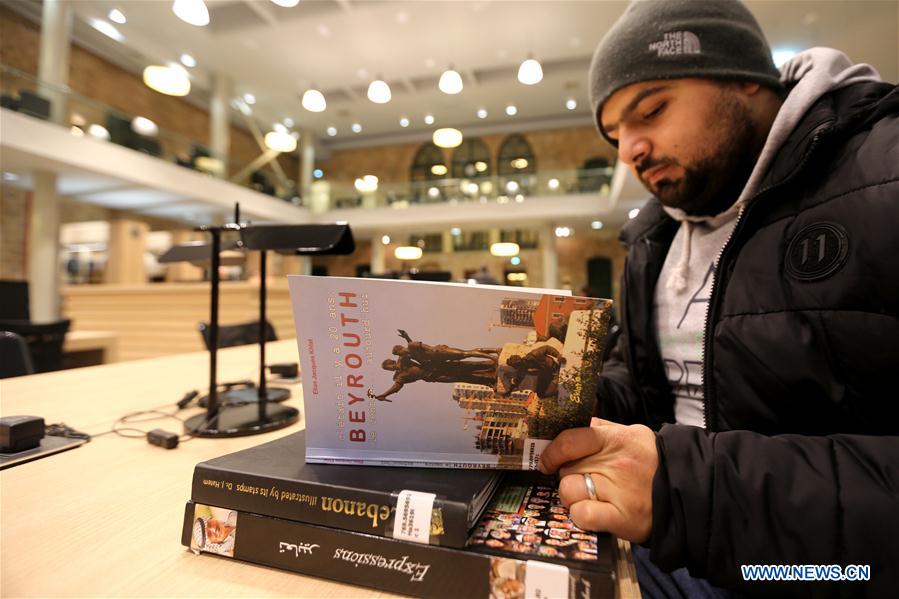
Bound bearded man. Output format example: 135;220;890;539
538;1;899;596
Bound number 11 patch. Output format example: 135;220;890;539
785;222;850;282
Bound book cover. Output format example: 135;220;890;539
191;430;501;548
288;276;613;469
183;473;615;599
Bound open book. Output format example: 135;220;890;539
288;276;613;469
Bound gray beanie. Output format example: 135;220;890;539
589;0;782;144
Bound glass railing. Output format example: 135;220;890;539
310;167;613;213
0;63;302;204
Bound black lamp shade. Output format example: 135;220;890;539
239;224;354;255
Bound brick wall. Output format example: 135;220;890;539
0;184;29;280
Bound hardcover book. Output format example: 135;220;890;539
183;472;616;598
191;430;501;548
287;276;613;469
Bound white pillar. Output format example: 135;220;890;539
38;0;73;125
28;173;62;321
209;73;232;178
370;236;386;275
300;133;315;199
540;225;559;290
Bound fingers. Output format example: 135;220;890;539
538;427;605;474
558;473;609;508
568;499;624;536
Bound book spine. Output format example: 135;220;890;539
191;465;471;547
182;502;614;599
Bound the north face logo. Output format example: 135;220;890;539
648;31;701;56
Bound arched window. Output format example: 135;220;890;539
497;134;537;197
409;142;448;203
449;137;492;202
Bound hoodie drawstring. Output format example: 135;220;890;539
666;221;693;293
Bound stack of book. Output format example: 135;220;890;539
180;277;619;597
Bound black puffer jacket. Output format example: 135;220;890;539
596;81;899;597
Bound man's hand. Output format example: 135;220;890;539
538;417;658;543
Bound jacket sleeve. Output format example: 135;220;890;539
651;425;899;596
593;333;646;425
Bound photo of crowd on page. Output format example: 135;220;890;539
469;475;600;563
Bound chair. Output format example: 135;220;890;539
0;280;30;320
0;319;71;373
198;320;277;350
0;331;35;378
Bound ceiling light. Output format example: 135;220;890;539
427;187;440;198
399;117;410;128
313;168;324;178
505;180;520;193
367;79;391;104
510;256;521;266
450;227;461;236
131;116;158;136
351;123;362;133
3;172;20;181
424;114;435;125
433;127;463;149
396;10;409;24
243;93;256;105
465;181;479;194
591;220;604;230
354;175;378;193
302;89;326;112
271;0;300;6
517;57;543;85
431;164;448;176
511;158;528;169
490;242;519;257
88;19;124;42
381;235;391;245
283;117;294;128
108;9;126;24
438;67;463;94
554;226;572;238
475;161;487;173
477;108;487;119
566;98;577;110
143;65;190;96
505;104;518;116
317;24;331;38
88;124;110;140
172;0;210;27
264;130;297;153
273;123;288;134
179;53;196;68
772;48;798;68
629;208;641;219
548;178;560;191
326;126;337;136
395;246;422;260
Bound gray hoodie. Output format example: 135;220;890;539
653;48;881;427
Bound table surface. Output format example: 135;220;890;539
0;340;639;598
63;330;121;362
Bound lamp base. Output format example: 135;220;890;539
184;403;299;438
198;386;290;408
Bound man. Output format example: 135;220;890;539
371;355;497;401
538;0;899;596
394;329;500;363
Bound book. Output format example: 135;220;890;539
190;430;502;548
287;276;614;469
183;472;616;598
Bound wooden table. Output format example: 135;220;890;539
63;330;121;367
0;340;639;598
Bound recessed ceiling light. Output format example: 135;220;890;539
313;168;324;178
108;9;126;24
450;227;461;236
591;220;604;230
243;93;256;105
477;108;487;119
172;0;210;27
505;105;518;116
271;0;300;7
351;123;362;133
326;126;337;136
88;19;124;42
510;256;521;266
180;53;196;68
399;117;410;127
424;114;435;125
548;178;560;191
554;226;572;238
382;235;391;245
395;10;409;24
317;24;331;38
283;117;294;128
566;98;577;110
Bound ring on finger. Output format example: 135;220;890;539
583;473;598;501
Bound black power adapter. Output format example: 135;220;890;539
147;429;179;449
